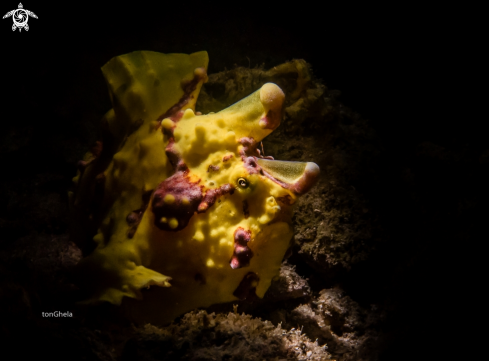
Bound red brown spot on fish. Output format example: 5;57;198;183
222;154;234;162
197;184;234;213
207;164;220;172
165;138;187;172
157;68;207;125
276;195;293;206
152;172;202;232
230;227;253;269
258;108;281;130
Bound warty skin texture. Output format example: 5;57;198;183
70;51;319;324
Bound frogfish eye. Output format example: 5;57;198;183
237;177;249;188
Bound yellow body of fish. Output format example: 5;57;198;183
70;51;319;324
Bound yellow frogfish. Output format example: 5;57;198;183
69;50;319;324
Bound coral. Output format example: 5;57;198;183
123;309;331;361
70;51;319;324
269;288;384;361
264;261;311;301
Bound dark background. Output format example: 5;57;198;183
1;2;479;360
3;3;473;154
